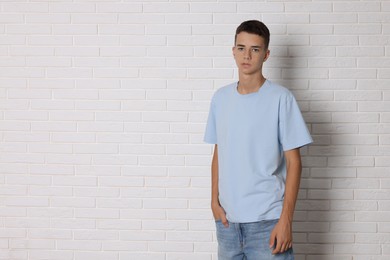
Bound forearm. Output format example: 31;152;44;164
280;148;302;222
211;144;219;206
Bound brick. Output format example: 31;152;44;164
119;14;164;24
57;240;101;250
140;68;186;79
308;57;356;68
6;174;50;186
167;57;212;68
146;177;190;188
49;2;95;12
71;14;117;24
308;233;354;244
74;35;119;46
29;186;72;196
194;46;231;57
360;35;390;46
119;253;164;260
328;156;374;167
143;220;188;231
75;208;119;219
334;244;381;255
356;233;390;244
293;222;330;232
74;57;119;68
331;222;377;233
27;35;73;46
75;165;120;176
332;113;379;123
238;3;284;13
74;187;119;198
308;146;355;156
359;123;390;133
149;242;193;252
332;178;380;189
300;178;331;189
51;133;95;143
7;24;51;35
74;252;118;260
331;200;378;211
166;14;212;24
98;220;141;230
312;124;358;134
95;111;144;122
120;144;165;155
50;197;95;208
288;25;333;35
0;186;27;196
337;91;383;101
355;190;390;201
100;25;145;37
285;2;332;12
330;68;377;79
6;218;49;228
102;241;146;251
31;122;77;132
146;25;191;35
3;3;48;13
55;47;99;56
26;13;70;24
92;154;138;166
192;25;236;35
334;2;381;12
311;167;357;178
191;3;236;13
308;190;353;200
47;68;93;78
120;187;166;199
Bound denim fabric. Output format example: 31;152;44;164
216;219;294;260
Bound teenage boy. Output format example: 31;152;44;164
204;20;313;259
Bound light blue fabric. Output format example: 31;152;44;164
204;80;313;223
215;219;294;260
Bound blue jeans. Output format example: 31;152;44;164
215;219;294;260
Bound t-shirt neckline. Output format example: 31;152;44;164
234;79;269;97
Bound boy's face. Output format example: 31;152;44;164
233;32;270;76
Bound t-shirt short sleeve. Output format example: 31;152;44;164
279;92;313;151
204;96;217;144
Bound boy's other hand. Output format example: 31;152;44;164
212;203;229;227
269;217;292;254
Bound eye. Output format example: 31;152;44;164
237;47;245;51
252;48;260;53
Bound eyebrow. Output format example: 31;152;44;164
236;44;262;48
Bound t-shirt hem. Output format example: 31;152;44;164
283;139;313;152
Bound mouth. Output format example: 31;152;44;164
242;63;251;67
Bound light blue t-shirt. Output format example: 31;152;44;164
204;80;313;223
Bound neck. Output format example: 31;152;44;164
237;73;266;94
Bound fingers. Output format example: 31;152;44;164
219;211;229;227
212;205;229;227
268;231;276;249
271;238;292;254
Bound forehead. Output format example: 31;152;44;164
235;32;265;47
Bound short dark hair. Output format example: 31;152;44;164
235;20;270;49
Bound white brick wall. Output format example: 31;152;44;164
0;0;389;259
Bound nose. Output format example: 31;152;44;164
244;49;251;60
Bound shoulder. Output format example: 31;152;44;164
266;80;296;101
266;81;292;96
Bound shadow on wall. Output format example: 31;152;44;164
274;43;346;258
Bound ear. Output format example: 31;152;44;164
263;49;270;62
232;46;235;57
